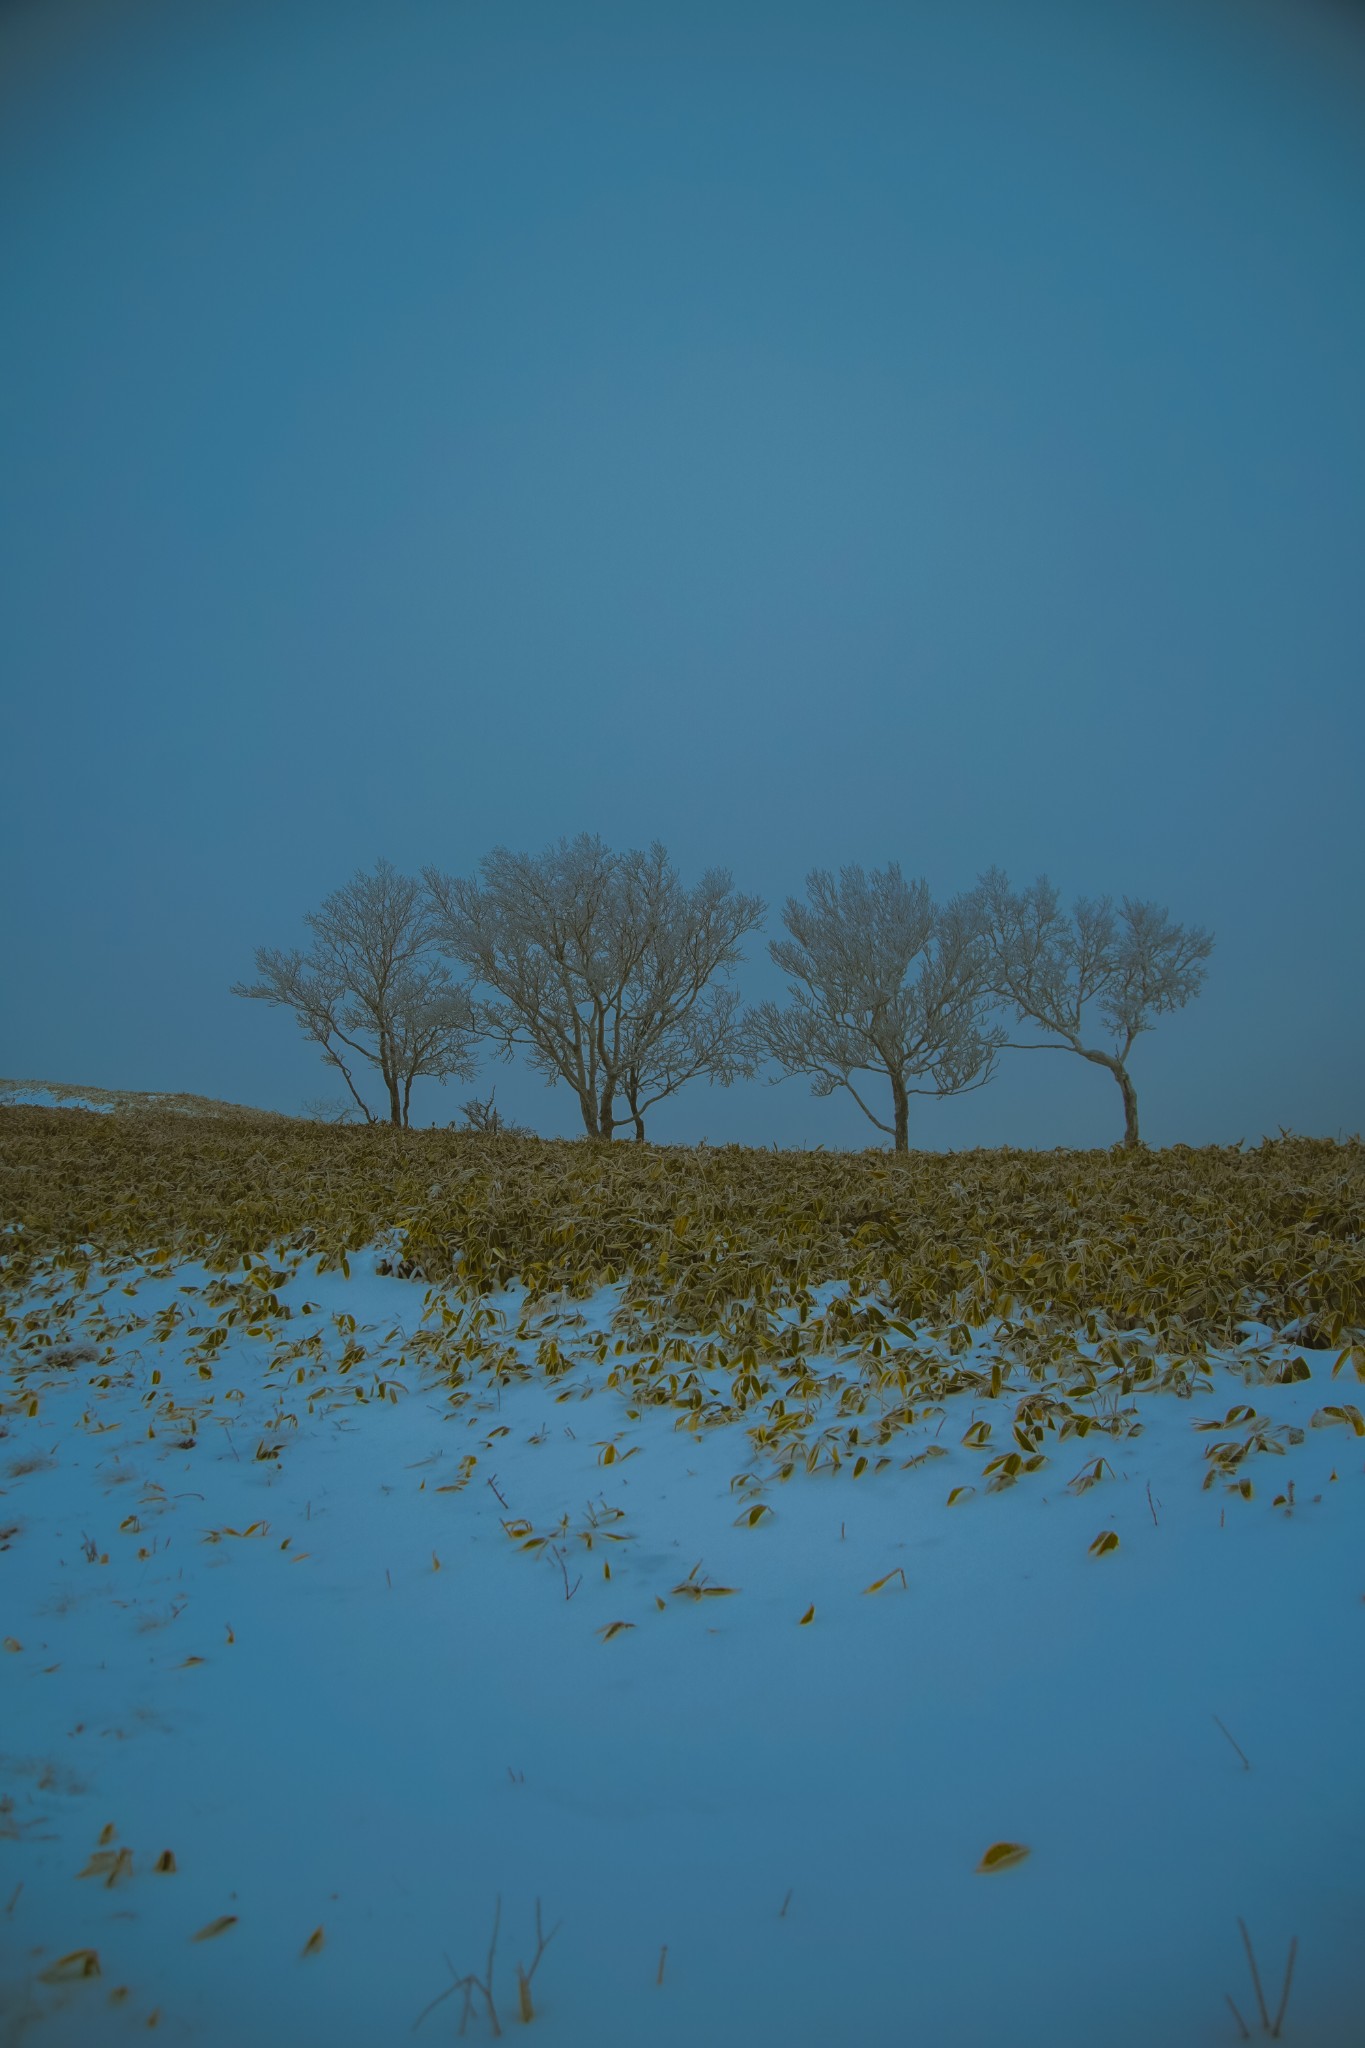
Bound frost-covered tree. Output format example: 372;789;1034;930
455;1088;535;1138
300;1095;361;1126
424;835;765;1142
745;863;1004;1153
233;859;480;1128
611;844;765;1141
967;866;1214;1148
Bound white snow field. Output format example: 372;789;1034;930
2;1240;1362;2046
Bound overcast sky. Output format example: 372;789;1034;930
3;0;1362;1152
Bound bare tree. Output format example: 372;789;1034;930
300;1095;361;1125
424;835;765;1142
744;863;1004;1153
455;1088;534;1138
967;866;1214;1148
612;843;766;1141
233;858;481;1128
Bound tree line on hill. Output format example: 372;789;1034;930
232;835;1214;1151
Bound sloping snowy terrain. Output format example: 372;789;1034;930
2;1242;1362;2046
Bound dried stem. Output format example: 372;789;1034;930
514;1897;561;2022
1270;1935;1298;2038
1238;1918;1270;2032
548;1542;582;1602
1224;1993;1251;2040
410;1953;464;2034
1213;1716;1252;1771
482;1895;503;2035
413;1900;502;2038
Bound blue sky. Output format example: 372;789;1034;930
3;0;1362;1150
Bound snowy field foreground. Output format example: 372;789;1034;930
2;1242;1363;2046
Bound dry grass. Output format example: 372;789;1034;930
1;1105;1360;1341
3;1108;1361;1501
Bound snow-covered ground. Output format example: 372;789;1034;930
2;1242;1362;2045
0;1091;115;1117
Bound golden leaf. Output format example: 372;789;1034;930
1312;1404;1365;1435
976;1841;1030;1873
863;1569;907;1595
39;1950;101;1983
190;1915;238;1941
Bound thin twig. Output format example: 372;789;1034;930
1224;1992;1251;2040
656;1943;667;1986
1239;1918;1271;2032
487;1474;508;1508
1146;1479;1159;1526
1271;1935;1298;2038
778;1888;793;1918
548;1542;581;1602
414;1902;504;2037
4;1880;21;1914
482;1894;503;2036
411;1953;465;2033
1214;1717;1252;1771
516;1894;561;2015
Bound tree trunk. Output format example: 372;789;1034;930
624;1075;646;1142
1116;1061;1140;1147
597;1077;618;1142
376;1025;403;1127
1081;1048;1141;1147
576;1087;602;1140
890;1069;910;1155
